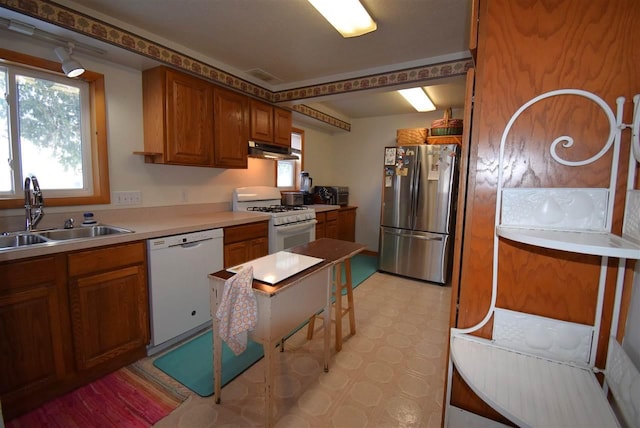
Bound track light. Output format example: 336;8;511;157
54;43;85;78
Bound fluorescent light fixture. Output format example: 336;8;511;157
308;0;377;38
398;88;436;112
54;44;85;78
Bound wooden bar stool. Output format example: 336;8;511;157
306;258;355;351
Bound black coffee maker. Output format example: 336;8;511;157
300;172;314;204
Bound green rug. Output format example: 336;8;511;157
153;253;377;397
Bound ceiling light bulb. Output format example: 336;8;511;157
54;46;85;78
308;0;377;38
398;88;436;112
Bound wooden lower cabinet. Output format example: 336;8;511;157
0;255;71;420
223;221;269;267
315;210;338;239
68;242;148;372
337;206;357;242
0;241;150;420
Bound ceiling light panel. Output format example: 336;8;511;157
308;0;377;38
398;88;436;112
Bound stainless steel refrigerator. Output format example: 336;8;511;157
379;144;459;284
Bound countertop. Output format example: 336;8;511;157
0;210;271;262
0;204;351;262
210;238;366;296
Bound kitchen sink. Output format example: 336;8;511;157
0;225;134;251
36;225;133;240
0;233;50;249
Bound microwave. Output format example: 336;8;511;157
313;186;349;206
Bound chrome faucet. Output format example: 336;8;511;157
24;175;45;231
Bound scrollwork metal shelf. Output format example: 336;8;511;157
445;89;640;428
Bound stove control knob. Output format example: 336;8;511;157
274;217;283;225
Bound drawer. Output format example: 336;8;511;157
68;242;145;277
224;221;269;245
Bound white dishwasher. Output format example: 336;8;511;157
147;228;223;354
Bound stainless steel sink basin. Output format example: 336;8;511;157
36;225;133;241
0;233;50;249
0;225;134;251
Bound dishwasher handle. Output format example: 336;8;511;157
169;237;213;249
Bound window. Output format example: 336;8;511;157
0;49;109;209
1;65;91;196
277;128;304;190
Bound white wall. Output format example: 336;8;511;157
298;109;463;251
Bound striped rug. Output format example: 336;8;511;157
6;363;187;428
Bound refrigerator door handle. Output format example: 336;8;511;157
396;232;443;241
411;155;422;229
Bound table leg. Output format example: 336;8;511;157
345;258;356;335
264;341;274;428
334;264;343;352
324;267;331;372
212;292;223;404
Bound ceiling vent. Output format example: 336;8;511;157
246;68;282;84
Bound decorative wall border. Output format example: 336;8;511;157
0;0;473;130
275;59;473;103
290;105;351;132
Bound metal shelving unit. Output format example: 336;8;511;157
445;89;640;427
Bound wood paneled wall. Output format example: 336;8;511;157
450;0;640;420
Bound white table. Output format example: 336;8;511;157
209;238;366;427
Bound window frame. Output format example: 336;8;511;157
276;127;304;191
0;48;109;209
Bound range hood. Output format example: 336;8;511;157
248;141;298;160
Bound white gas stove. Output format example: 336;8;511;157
232;186;317;253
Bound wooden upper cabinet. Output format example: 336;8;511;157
250;99;274;143
142;66;214;166
273;107;292;147
214;87;249;169
250;99;292;148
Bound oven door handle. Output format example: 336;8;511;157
275;219;317;234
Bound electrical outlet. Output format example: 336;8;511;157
113;191;142;205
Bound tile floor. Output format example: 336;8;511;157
149;272;452;427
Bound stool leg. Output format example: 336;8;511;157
334;263;343;352
344;258;356;335
306;314;316;340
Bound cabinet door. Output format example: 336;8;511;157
68;242;148;372
325;210;339;239
0;256;70;420
69;265;148;371
337;207;357;242
248;237;268;260
250;99;273;142
224;241;249;268
165;68;214;165
273;107;292;147
214;87;248;168
315;212;326;239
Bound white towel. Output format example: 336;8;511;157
215;266;258;355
